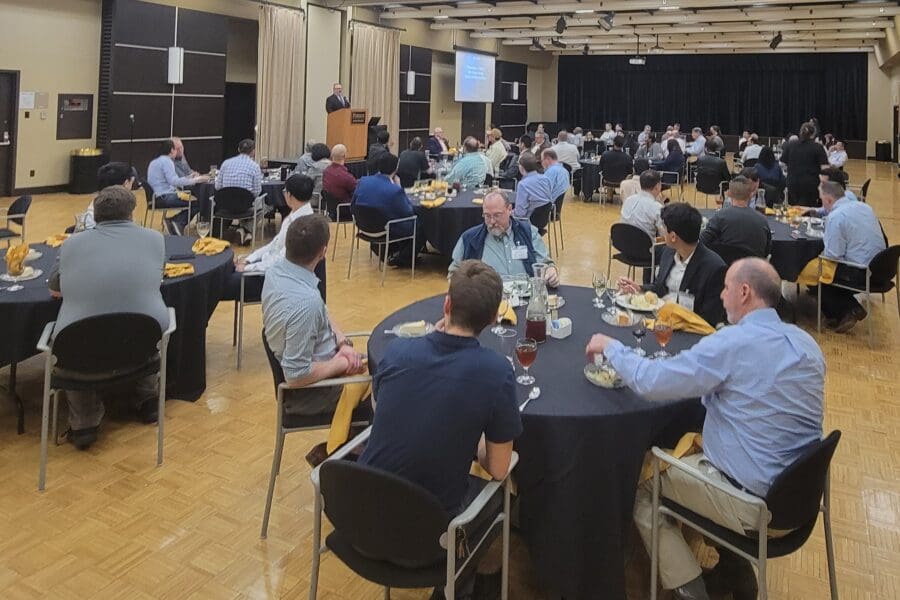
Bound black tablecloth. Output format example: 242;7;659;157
700;209;824;281
409;190;485;256
0;236;232;401
367;286;704;600
579;159;601;199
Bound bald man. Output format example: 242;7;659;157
587;258;824;600
322;143;357;219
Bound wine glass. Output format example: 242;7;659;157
492;290;511;336
497;329;517;369
592;272;608;309
196;219;211;239
515;338;537;385
631;311;647;356
653;320;673;358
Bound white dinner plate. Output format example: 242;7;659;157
390;321;435;338
616;293;665;312
584;363;625;389
0;267;42;282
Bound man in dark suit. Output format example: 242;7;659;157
426;126;449;158
695;138;731;201
325;83;350;114
701;176;772;263
599;135;634;185
618;202;727;326
366;130;391;175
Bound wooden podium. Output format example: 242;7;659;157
326;108;368;161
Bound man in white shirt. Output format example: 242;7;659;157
827;141;848;168
599;123;616;144
637;125;652;146
740;134;762;162
551;130;582;173
621;170;664;239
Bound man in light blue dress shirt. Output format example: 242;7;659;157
587;258;824;600
540;149;571;201
147;139;209;234
513;152;553;219
445;137;488;189
686;127;707;157
818;180;887;332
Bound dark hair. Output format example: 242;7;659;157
612;135;625;149
158;139;175;156
666;138;681;154
799;123;815;141
757;146;776;168
519;134;532;147
448;259;503;334
285;214;331;265
639;169;661;191
97;162;134;189
238;139;255;154
646;133;656;144
284;173;314;201
819;166;847;189
541;148;558;161
518;152;539;173
310;143;330;162
376;130;390;145
376;152;399;175
93;185;136;222
710;125;720;135
409;136;423;151
739;167;759;182
660;202;701;244
704;138;718;153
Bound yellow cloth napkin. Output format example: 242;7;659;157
764;208;776;216
176;191;195;202
499;301;517;325
472;197;484;205
191;237;230;256
164;262;195;278
657;302;716;336
45;234;70;248
797;257;836;287
5;243;28;276
639;432;703;483
420;196;447;209
326;378;373;454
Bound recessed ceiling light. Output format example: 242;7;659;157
434;15;449;19
575;9;594;14
660;6;680;10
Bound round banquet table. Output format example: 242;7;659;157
700;209;824;281
579;158;601;200
0;236;232;405
409;189;485;256
367;285;704;600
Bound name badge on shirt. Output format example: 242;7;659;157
677;291;695;312
511;244;528;260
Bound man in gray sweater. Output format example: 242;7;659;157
49;186;169;449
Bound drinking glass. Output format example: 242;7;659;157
515;338;537;385
497;329;517;369
631;311;647;356
653;320;673;358
492;290;511;336
196;220;211;239
789;214;803;237
592;272;608;308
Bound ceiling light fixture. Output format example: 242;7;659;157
575;9;594;14
629;33;646;65
434;14;449;20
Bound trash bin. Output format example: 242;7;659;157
69;148;107;194
875;140;892;162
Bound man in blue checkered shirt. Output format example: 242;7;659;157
216;138;263;244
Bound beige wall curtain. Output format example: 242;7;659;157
257;5;305;161
351;23;400;152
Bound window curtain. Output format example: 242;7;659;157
351;22;400;151
257;5;306;161
556;53;867;140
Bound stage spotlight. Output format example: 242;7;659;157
532;37;546;50
770;31;783;49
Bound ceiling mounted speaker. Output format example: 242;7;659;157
167;47;184;85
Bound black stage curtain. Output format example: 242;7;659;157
557;53;867;140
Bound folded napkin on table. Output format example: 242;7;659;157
471;197;484;205
5;243;28;276
499;301;517;325
192;237;230;256
420;196;447;209
164;262;195;278
657;302;716;336
639;432;703;483
797;257;836;287
326;376;374;454
764;207;776;216
176;191;195;202
45;234;70;248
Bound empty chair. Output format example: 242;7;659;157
550;192;566;255
211;187;267;247
0;195;32;246
607;222;659;280
694;169;729;208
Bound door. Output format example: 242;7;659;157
223;83;256;158
0;71;19;197
460;102;485;145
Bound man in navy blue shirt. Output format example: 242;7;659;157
360;259;522;514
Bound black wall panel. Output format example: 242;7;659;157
112;46;170;94
399;44;433;151
173;97;225;138
112;0;175;48
110;94;172;140
493;61;528;140
181;53;227;96
177;8;228;53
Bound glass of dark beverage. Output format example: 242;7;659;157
525;316;547;343
631;313;647;356
515;338;537;385
653;321;673;358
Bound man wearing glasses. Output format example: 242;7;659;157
449;190;559;286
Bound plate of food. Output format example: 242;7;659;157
602;308;639;327
25;249;43;262
389;320;435;338
616;291;664;312
584;363;625;389
0;266;42;282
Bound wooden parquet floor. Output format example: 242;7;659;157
1;159;898;599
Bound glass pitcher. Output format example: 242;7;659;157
525;275;548;343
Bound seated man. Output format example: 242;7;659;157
686;127;707;157
513;152;553;219
450;191;559;286
445;136;488;189
700;175;771;261
617;203;726;326
818;180;887;333
621;169;664;239
695;138;731;195
49;186;170;450
803;167;858;217
740;134;762;162
147;138;210;235
540;148;570;202
550;130;581;174
397;136;434;188
426;126;450;158
827;141;848;168
216;138;264;245
353;152;423;267
262;214;366;419
76;161;139;231
598;135;634;186
706;125;724;155
366;130;391;175
172;137;199;179
587;258;824;600
322;144;357;219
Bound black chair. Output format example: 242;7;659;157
322;190;354;261
607;222;659;280
708;243;760;267
141;181;176;231
658;169;684;202
347;203;417;286
0;195;31;246
309;427;517;600
211;187;267;247
550;192;566;255
743;158;759;168
649;431;841;600
259;332;371;538
849;177;871;203
816;245;900;346
633;158;651;176
35;309;176;490
694;169;729;208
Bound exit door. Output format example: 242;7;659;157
0;71;19;197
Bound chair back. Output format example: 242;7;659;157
869;245;900;286
860;178;871;202
610;223;652;261
696;168;728;195
53;313;162;375
633;158;650;175
261;331;286;392
212;187;255;217
321;189;338;220
743;158;758;168
484;173;493;187
765;431;841;531
8;195;32;225
552;193;565;221
561;162;573;174
320;460;450;567
530;202;552;233
143;182;156;205
708;243;757;266
351;203;388;236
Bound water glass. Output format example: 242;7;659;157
196;220;211;239
592;272;608;308
497;329;517;369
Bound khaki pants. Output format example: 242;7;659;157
633;453;774;590
64;374;158;430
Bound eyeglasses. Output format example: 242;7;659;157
483;212;507;222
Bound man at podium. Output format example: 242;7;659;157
325;83;350;114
